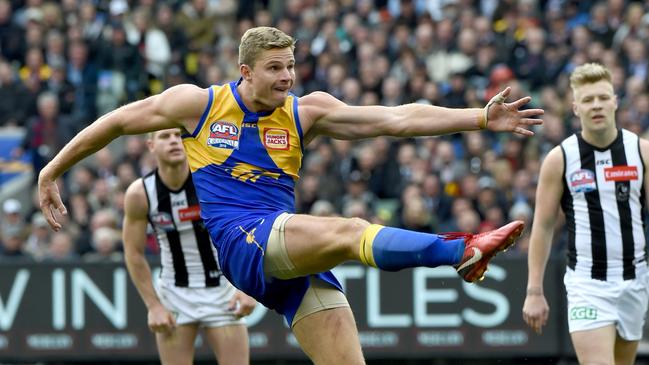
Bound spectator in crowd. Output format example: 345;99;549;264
95;22;143;112
24;212;51;260
83;226;122;262
1;199;28;241
0;59;33;127
45;230;78;261
15;91;77;173
0;230;29;260
66;40;97;122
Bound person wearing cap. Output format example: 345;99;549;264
1;199;28;243
24;212;52;260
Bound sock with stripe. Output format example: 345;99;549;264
359;224;465;271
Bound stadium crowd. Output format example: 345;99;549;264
1;0;649;263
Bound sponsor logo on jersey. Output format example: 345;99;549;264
263;128;290;150
570;169;597;193
570;306;597;320
179;205;201;222
151;212;175;231
604;165;638;182
207;121;239;149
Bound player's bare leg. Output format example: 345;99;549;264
614;333;639;365
204;324;249;365
155;324;199;365
282;214;523;282
570;325;616;365
292;306;364;365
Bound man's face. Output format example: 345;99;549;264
244;47;295;110
573;80;618;133
147;129;186;165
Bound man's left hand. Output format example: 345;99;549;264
484;87;544;136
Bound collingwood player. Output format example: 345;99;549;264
523;63;649;365
122;129;256;365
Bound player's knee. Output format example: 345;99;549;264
333;217;370;256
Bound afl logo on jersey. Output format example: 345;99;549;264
570;169;597;193
263;128;290;150
207;121;240;149
151;212;175;232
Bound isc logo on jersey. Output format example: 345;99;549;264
208;121;240;149
570;169;597;193
263;128;289;150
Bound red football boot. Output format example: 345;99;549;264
441;220;525;282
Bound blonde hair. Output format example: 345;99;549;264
569;63;612;91
238;26;296;67
146;128;182;140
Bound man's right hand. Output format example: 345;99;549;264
38;172;67;231
148;304;176;333
522;293;549;334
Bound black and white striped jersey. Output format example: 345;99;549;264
560;129;647;281
142;169;221;287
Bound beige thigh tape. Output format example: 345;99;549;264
292;277;349;327
263;213;349;327
264;212;297;280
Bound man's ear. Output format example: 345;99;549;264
240;64;253;81
572;102;579;117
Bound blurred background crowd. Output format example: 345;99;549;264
1;0;649;263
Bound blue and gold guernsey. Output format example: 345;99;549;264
182;80;303;231
182;80;341;324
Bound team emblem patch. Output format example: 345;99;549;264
151;212;175;231
616;183;630;202
263;128;289;150
604;165;638;182
569;169;597;193
207;121;240;149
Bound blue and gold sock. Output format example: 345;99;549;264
359;225;465;271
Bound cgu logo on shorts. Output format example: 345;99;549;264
263;128;290;150
570;169;597;193
570;306;597;320
207;121;240;149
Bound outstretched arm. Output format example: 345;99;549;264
39;84;208;230
122;180;176;333
300;87;543;143
522;146;564;334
